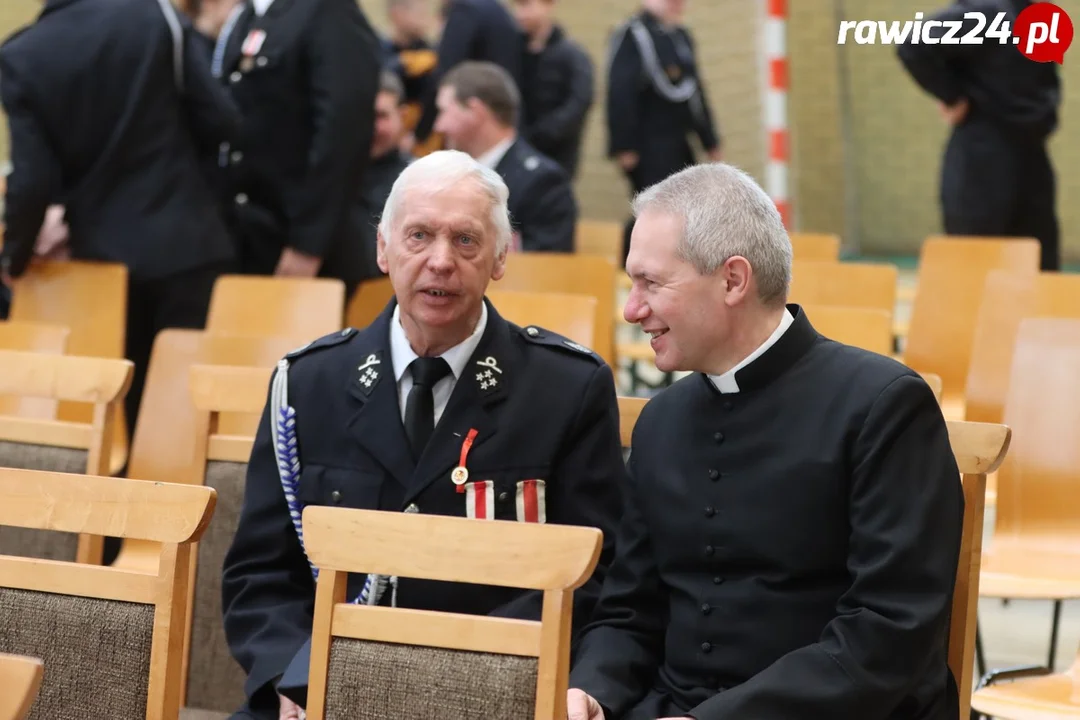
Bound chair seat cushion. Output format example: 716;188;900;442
181;708;231;720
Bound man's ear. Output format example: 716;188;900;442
721;255;753;306
491;243;507;281
376;228;390;275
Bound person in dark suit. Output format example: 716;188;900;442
434;61;576;252
221;149;625;719
607;0;721;265
565;163;964;720
210;0;381;298
0;0;240;430
411;0;525;148
897;0;1062;271
512;0;594;179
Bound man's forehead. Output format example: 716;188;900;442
395;190;490;233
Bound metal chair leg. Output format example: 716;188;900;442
1048;599;1062;670
976;619;986;679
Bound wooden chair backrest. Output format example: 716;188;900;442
921;373;944;404
789;261;898;313
498;253;616;366
345;276;395;331
206;275;345;340
0;321;70;419
575;219;622;265
485;290;598;350
945;420;1010;718
302;507;602;720
904;236;1040;400
966;270;1080;425
114;330;302;573
0;351;133;564
802;304;893;356
617;396;646;448
789;233;841;261
994;318;1080;544
0;469;215;720
0;653;43;720
179;364;270;712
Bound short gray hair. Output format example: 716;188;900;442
632;163;792;307
379;149;513;254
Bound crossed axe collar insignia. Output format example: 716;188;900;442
474;356;503;394
356;353;382;395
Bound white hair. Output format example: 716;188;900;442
632;163;793;307
378;150;513;254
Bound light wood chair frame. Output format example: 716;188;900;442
0;468;216;719
0;653;44;720
0;350;133;564
302;508;603;719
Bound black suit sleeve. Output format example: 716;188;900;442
0;54;61;279
516;168;577;252
896;2;988;105
286;0;378;259
414;3;481;141
221;374;317;705
488;362;627;641
605;24;642;157
525;43;593;157
686;374;963;720
686;31;719;152
569;422;668;719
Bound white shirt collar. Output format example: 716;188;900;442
476;136;515;170
252;0;275;16
708;309;795;394
389;302;489;383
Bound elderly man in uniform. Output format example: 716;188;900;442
221;149;625;719
434;60;577;253
565;163;964;720
607;0;721;265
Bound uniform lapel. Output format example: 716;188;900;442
344;305;415;488
404;302;513;505
220;2;254;77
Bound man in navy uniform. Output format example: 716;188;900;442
565;163;964;720
897;0;1062;271
434;61;577;252
607;0;721;265
0;0;239;430
221;149;625;719
211;0;381;298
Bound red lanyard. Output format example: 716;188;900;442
452;428;479;493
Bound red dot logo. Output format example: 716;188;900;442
1014;2;1073;64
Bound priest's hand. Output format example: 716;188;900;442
938;97;969;126
275;247;321;278
278;693;303;720
567;688;604;720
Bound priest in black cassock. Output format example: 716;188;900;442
563;163;964;720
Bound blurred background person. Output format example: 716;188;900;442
383;0;442;156
607;0;721;265
513;0;594;180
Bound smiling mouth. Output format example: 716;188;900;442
646;329;669;339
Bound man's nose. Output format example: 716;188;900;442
623;287;649;324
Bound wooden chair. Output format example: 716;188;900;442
113;329;303;573
789;232;841;261
921;372;944;404
0;468;216;719
971;645;1080;719
0;653;44;720
978;318;1080;673
180;364;272;716
206;275;346;340
574;219;622;265
0;321;70;419
801;304;894;356
345;276;395;331
7;260;129;472
0;351;132;565
789;260;898;313
903;236;1040;421
498;253;616;367
617;396;646;448
302;507;602;720
485;290;597;350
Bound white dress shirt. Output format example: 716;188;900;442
389;303;489;424
252;0;275;16
708;308;795;393
476;137;515;170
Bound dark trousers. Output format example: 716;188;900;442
124;261;230;435
621;140;696;266
941;119;1060;271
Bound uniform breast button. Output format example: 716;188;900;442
713;576;723;585
330;490;342;504
230;151;243;164
701;603;712;615
229;71;242;83
704;545;714;556
709;469;720;481
704;506;716;518
713;431;724;443
256;56;269;68
701;642;712;653
235;193;248;205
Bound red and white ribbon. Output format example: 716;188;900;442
763;0;791;228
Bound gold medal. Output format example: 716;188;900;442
451;466;469;485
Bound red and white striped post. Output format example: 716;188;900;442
763;0;791;229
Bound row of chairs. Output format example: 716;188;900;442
0;350;1008;718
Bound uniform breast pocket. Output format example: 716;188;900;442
460;469;550;524
297;464;383;510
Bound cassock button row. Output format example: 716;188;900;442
701;642;712;653
713;432;724;443
709;469;720;481
704;545;714;557
701;603;712;615
704;506;716;518
330;491;342;504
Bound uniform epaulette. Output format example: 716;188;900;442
285;327;357;360
518;325;602;363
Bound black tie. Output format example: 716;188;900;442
404;357;452;460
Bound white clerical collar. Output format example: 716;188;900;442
252;0;275;16
390;302;489;383
476;136;515;170
708;308;795;394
